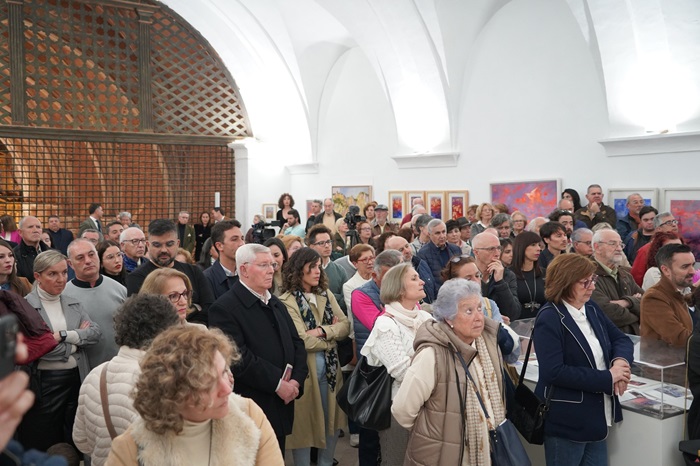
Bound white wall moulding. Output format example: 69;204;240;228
286;163;320;175
391;152;460;169
598;131;700;157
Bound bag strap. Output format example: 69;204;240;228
684;333;693;441
100;363;118;440
451;351;467;466
519;324;536;385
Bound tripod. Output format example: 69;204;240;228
344;228;360;255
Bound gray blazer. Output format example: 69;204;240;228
25;288;102;380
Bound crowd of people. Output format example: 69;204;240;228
0;183;697;466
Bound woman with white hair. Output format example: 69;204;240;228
360;262;433;464
392;279;510;465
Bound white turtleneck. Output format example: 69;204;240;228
37;286;78;370
180;419;213;465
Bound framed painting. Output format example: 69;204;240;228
662;188;700;261
405;191;425;212
262;204;276;221
305;199;316;218
446;191;469;220
332;185;373;216
490;179;560;219
608;188;658;219
426;191;445;220
388;191;406;220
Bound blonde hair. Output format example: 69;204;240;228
132;326;239;435
282;234;303;251
476;203;494;221
141;268;193;308
379;263;414;304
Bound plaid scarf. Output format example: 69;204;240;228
294;290;339;391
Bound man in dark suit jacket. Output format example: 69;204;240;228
209;243;307;452
176;211;196;254
204;220;245;299
78;202;104;236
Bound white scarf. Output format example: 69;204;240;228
384;301;430;333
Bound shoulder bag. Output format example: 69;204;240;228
455;351;531;466
100;363;119;440
335;355;392;431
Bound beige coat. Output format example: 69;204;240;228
279;291;351;449
105;395;283;466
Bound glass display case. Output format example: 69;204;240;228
508;319;691;420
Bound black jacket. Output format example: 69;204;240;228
209;281;308;438
13;240;50;283
203;260;239;300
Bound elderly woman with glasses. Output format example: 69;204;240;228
392;279;508;465
280;248;350;466
106;325;284;466
534;254;633;466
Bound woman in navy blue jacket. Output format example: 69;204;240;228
534;254;634;466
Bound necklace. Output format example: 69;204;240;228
522;270;540;313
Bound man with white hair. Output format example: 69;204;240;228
417;219;461;290
120;227;146;272
209;243;308;452
616;193;645;242
65;239;127;369
13;216;50;282
472;232;522;320
400;197;425;227
570;227;594;257
590;229;643;334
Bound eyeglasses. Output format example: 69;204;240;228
356;255;375;263
359;228;372;232
597;240;624;248
123;238;146;246
312;240;333;247
475;246;502;253
151;240;177;249
249;262;279;270
574;241;592;246
580;274;598;289
660;219;679;227
167;290;192;303
103;252;124;261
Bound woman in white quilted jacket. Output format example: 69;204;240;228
72;294;179;465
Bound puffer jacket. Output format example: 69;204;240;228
73;346;144;465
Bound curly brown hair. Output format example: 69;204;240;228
132;326;240;435
281;247;327;294
278;193;295;209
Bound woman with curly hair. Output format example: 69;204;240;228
106;325;283;466
74;294;179;465
279;248;350;466
277;193;295;224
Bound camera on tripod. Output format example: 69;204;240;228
344;205;366;230
250;220;280;244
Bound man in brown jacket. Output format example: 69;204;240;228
591;229;644;334
640;243;696;347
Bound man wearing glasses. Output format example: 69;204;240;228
126;219;215;325
209;243;308;453
307;225;348;313
417;219;461;291
65;238;127;369
590;229;644;334
119;227;147;272
472;231;522;320
570;228;594;258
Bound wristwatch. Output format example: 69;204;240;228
59;330;67;342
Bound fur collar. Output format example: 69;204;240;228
131;394;261;466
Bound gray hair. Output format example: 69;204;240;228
178;211;189;216
18;216;39;229
571;228;592;242
379;263;414;304
411;205;426;215
120;226;144;243
591;222;612;233
626;193;642;203
312;199;322;205
66;238;97;259
653;212;673;229
81;228;104;242
33;249;68;275
118;211;132;220
426;219;444;234
414;214;432;231
490;213;512;228
592;229;619;246
373;249;402;274
525;217;547;232
432;279;482;322
235;243;270;275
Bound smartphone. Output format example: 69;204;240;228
0;314;17;379
282;363;293;382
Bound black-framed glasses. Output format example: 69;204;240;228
312;240;333;247
660;219;679;227
167;290;192;303
124;238;146;245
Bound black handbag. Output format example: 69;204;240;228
336;337;353;367
336;355;392;431
508;326;553;445
455;351;531;466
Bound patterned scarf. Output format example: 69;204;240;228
294;290;339;391
464;336;505;466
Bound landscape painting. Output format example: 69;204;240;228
490;179;560;219
332;185;372;216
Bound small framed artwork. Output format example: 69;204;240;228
305;199;316;218
332;185;373;216
426;191;445;220
406;191;425;211
490;179;560;219
388;191;406;220
446;191;469;220
262;204;276;221
608;188;658;219
662;188;700;261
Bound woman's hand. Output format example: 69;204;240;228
609;364;631;384
614;380;628;396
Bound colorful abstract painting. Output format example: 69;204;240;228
388;191;405;220
490;180;560;219
670;199;700;261
447;191;469;220
609;189;658;219
305;200;315;218
426;191;444;219
332;186;372;216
